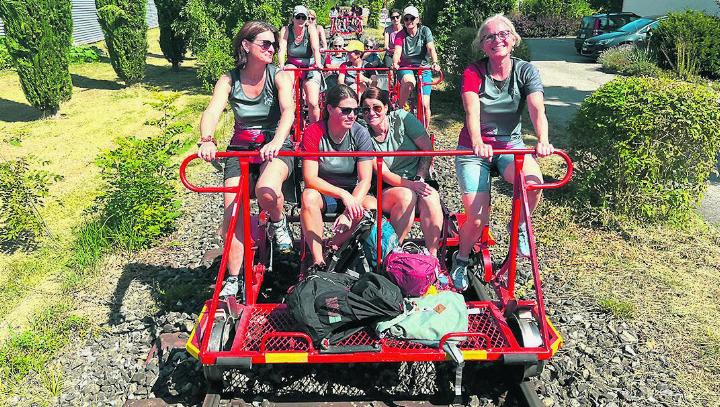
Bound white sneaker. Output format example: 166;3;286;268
219;276;239;298
270;216;293;253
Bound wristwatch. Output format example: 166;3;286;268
411;175;425;182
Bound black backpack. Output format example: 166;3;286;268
287;271;403;347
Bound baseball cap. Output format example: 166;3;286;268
332;36;345;46
403;6;419;18
293;5;308;16
345;40;365;53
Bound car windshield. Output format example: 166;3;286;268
618;18;652;33
581;16;594;29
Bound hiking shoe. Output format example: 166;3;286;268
219;276;240;299
306;262;327;276
508;222;531;258
269;216;294;253
450;252;469;291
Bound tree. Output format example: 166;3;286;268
0;0;73;116
155;0;189;71
96;0;148;84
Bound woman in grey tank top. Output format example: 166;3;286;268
279;5;324;123
197;21;296;300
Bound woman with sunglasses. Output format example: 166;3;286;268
392;5;441;128
279;5;324;123
383;9;402;68
451;14;554;291
197;21;295;299
307;9;327;50
360;87;443;256
337;40;373;97
300;85;375;272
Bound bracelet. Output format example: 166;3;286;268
198;135;217;146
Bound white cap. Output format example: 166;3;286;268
403;6;419;18
293;5;309;17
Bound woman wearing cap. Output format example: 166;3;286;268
338;40;373;97
451;14;554;291
360;87;443;256
279;5;324;123
392;5;441;128
307;9;327;50
300;85;375;272
197;21;296;299
383;9;402;68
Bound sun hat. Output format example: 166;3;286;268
345;40;365;53
293;5;309;16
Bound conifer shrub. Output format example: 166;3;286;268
651;10;720;79
0;0;73;115
570;77;720;223
96;0;148;84
155;0;189;71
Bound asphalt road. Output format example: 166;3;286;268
525;38;720;224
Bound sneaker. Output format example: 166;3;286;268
306;262;327;276
219;276;240;298
450;252;469;291
269;216;293;253
508;222;531;258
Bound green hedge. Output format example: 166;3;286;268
597;44;662;77
570;76;720;223
0;38;12;71
96;0;148;84
156;0;189;70
0;0;73;115
651;10;720;79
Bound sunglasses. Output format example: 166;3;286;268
295;14;307;20
361;105;384;115
391;15;401;19
332;45;344;49
483;30;511;42
337;106;361;116
251;40;277;51
403;15;416;22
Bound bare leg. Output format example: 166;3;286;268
380;187;416;243
457;192;491;259
255;159;290;222
301;188;325;264
304;80;321;123
398;73;415;108
223;176;245;277
421;94;431;128
417;188;443;256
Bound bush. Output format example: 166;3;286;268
197;35;234;91
96;0;148;84
94;133;182;249
519;0;593;19
511;12;579;37
0;157;62;250
0;38;12;71
68;45;103;64
651;10;720;79
0;0;73;115
598;44;662;77
569;77;720;223
156;0;189;71
428;0;515;52
367;0;383;29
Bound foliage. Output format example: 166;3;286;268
510;12;579;37
588;0;622;12
155;0;189;70
0;38;12;71
598;44;662;77
367;0;383;29
0;302;89;391
197;35;235;91
68;45;103;64
0;157;62;250
0;0;73;115
427;0;514;54
96;0;148;84
519;0;593;19
569;77;720;223
651;10;720;79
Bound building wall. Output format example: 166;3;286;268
623;0;720;17
0;0;159;44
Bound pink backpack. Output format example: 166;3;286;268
383;244;439;297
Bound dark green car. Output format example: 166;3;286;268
575;12;640;53
580;16;666;59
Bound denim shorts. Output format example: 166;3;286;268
321;187;356;215
454;139;529;194
397;69;433;95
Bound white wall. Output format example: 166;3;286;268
623;0;720;17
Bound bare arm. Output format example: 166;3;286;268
527;91;554;157
278;27;288;68
461;90;492;157
353;159;373;200
412;134;433;178
392;45;401;68
426;41;440;71
307;25;323;67
318;26;328;49
383;29;390;51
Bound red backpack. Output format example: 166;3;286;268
383;243;439;297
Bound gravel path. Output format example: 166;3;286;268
48;39;688;406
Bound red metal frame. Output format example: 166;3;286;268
330;16;363;36
180;149;573;366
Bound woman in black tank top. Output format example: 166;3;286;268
197;21;296;300
278;5;324;123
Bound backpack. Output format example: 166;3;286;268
375;291;468;347
327;211;398;278
383;243;439;297
361;215;399;268
288;271;403;347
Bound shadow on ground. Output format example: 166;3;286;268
143;64;205;94
524;38;594;63
71;74;124;91
0;98;42;122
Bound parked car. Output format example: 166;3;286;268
580;16;666;59
575;12;640;53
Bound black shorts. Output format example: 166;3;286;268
223;141;295;181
